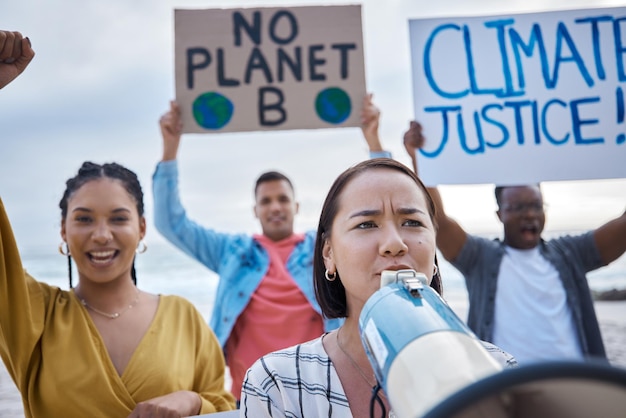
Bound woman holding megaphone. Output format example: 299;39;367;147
240;155;516;417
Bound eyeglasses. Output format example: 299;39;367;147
501;202;547;214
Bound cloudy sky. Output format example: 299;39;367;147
2;0;625;254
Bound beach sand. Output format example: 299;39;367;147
1;301;625;417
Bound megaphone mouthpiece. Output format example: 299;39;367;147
381;269;429;298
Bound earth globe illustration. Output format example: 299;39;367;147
192;92;234;130
315;87;351;124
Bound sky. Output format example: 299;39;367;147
1;0;625;254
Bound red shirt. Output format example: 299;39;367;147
225;233;324;399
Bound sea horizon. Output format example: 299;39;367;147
16;231;626;325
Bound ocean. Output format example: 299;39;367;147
16;238;626;365
1;240;625;417
16;238;626;329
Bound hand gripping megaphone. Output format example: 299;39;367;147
359;270;626;418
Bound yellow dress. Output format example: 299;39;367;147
0;198;236;417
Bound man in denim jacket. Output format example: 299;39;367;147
153;96;389;399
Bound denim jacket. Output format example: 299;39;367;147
152;161;363;346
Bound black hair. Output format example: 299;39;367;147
494;186;505;208
494;184;542;208
254;171;294;197
59;161;144;288
313;158;442;319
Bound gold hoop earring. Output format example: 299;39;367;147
325;269;337;282
58;242;70;256
136;240;147;254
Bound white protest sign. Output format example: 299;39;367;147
175;5;366;134
409;7;626;186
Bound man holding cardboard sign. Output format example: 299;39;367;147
402;5;626;365
152;93;389;400
152;5;375;400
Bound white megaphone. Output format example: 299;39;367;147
359;269;626;418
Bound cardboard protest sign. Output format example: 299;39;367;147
409;7;626;185
175;5;366;134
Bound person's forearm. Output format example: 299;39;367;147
364;130;384;152
162;143;178;161
408;148;447;220
427;186;446;219
409;152;418;174
159;101;182;161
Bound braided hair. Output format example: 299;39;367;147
59;162;144;288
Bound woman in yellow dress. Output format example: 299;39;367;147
0;160;236;417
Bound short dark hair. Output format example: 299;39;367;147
494;186;507;208
494;184;542;208
313;158;442;319
254;171;294;197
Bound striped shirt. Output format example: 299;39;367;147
240;334;517;417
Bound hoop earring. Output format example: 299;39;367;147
136;240;147;254
57;242;74;289
433;264;438;277
325;269;337;282
58;242;70;256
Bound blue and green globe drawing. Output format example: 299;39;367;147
315;87;351;124
192;92;234;130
